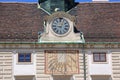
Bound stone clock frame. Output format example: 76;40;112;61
38;11;85;43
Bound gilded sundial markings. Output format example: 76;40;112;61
46;50;79;74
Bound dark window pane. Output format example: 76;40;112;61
25;54;31;58
18;54;24;62
93;53;99;62
93;52;106;62
19;54;24;57
25;54;31;62
94;56;99;61
19;57;24;60
100;54;106;61
18;53;31;62
19;58;24;62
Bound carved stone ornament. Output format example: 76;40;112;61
44;11;76;23
38;11;85;43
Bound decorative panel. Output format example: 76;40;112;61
45;50;79;75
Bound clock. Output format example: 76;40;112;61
51;18;70;35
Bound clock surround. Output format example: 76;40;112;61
38;11;85;43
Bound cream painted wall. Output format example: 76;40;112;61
13;53;36;76
88;50;112;75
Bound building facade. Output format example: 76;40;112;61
0;0;120;80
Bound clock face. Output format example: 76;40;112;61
52;18;70;35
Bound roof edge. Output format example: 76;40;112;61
0;42;120;44
0;2;37;4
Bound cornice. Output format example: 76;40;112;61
0;42;120;49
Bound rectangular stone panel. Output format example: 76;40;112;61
45;50;79;75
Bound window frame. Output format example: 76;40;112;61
18;53;31;62
93;52;106;62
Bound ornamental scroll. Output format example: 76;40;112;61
44;11;76;23
45;50;79;75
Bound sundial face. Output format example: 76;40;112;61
51;18;70;35
45;50;79;75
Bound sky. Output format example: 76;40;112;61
0;0;120;2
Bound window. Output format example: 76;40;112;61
18;53;31;62
93;52;106;62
